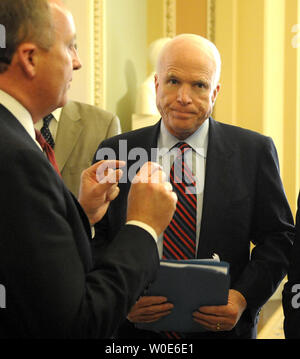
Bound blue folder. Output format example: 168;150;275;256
136;259;230;333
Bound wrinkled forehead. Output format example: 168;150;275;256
162;43;217;77
157;37;220;85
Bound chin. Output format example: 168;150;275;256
170;127;193;140
57;96;68;109
173;120;195;131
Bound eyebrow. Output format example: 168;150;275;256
166;72;177;78
193;79;209;85
166;72;209;85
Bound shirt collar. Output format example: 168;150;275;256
158;118;209;158
0;89;36;141
34;106;62;130
51;107;62;123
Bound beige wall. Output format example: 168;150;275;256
64;0;148;133
176;0;207;36
147;0;165;47
63;0;299;213
63;0;94;105
283;0;300;215
105;0;148;133
214;0;300;215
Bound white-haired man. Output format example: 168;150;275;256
94;34;294;339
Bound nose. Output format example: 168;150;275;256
176;85;192;105
73;48;82;71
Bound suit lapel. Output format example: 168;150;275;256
143;121;161;162
54;103;83;172
125;120;161;169
0;105;43;154
197;118;236;257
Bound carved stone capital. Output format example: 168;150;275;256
94;0;104;107
164;0;176;37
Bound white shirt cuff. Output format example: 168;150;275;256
126;220;158;243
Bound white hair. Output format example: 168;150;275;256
156;33;222;89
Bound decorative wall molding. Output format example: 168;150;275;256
207;0;216;42
94;0;104;107
164;0;176;37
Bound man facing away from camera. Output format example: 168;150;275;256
0;0;177;338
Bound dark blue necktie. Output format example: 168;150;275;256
41;114;55;149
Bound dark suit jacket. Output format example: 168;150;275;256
283;192;300;338
93;118;294;339
0;105;159;338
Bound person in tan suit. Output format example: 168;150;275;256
35;100;121;196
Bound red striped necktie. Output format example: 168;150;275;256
163;142;197;260
35;129;61;177
162;142;197;340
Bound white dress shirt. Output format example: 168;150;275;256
0;90;42;150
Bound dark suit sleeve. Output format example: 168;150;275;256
91;141;115;248
230;138;294;310
91;139;129;249
282;192;300;338
0;147;159;338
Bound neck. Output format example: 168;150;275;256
0;83;46;124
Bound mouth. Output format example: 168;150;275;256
171;109;195;119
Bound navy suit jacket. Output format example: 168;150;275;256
94;118;295;338
0;105;159;338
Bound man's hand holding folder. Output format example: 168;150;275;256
193;289;247;332
127;296;174;324
129;259;247;333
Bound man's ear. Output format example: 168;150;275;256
154;74;159;93
212;83;221;105
16;43;39;78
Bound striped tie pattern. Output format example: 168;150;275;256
41;114;55;149
163;142;197;260
161;143;197;340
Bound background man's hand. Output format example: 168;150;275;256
127;296;174;323
127;162;177;236
192;289;247;332
78;160;125;225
